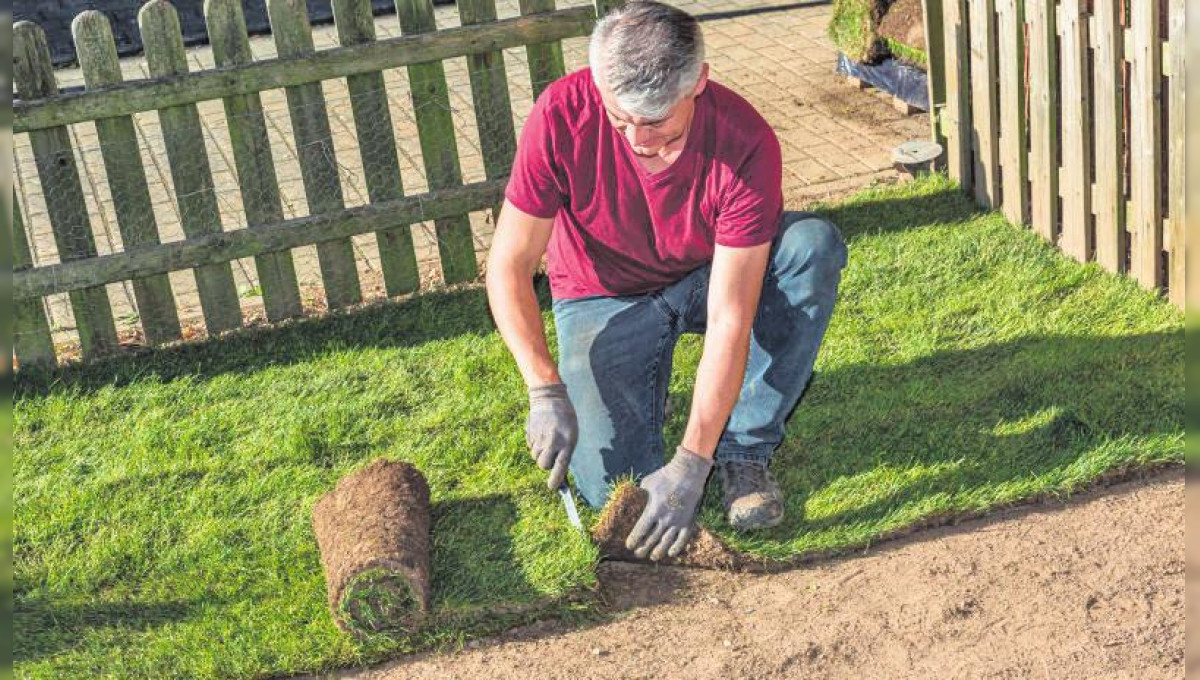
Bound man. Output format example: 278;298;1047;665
485;0;847;562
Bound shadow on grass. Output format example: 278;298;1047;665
13;589;206;665
14;277;553;399
678;330;1183;550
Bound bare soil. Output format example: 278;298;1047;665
315;467;1184;680
877;0;927;53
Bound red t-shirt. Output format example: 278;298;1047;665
504;67;783;300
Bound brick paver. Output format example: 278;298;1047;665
14;0;927;353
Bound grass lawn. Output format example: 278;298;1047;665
14;174;1183;679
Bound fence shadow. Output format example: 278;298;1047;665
14;276;553;399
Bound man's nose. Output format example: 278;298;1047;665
627;124;655;147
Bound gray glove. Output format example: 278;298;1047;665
526;383;578;490
625;445;713;561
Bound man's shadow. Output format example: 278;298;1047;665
649;330;1182;546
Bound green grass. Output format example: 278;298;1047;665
14;174;1183;678
883;37;928;69
828;0;882;62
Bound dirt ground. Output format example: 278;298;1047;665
314;467;1184;680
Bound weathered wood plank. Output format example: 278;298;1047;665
332;0;420;297
459;0;517;223
395;0;478;284
73;10;183;346
141;0;243;334
593;0;625;17
1128;0;1162;290
269;0;362;309
206;0;304;322
521;0;567;99
1166;0;1183;308
14;7;596;134
12;192;57;368
1027;0;1058;242
921;0;948;151
14;20;120;360
996;0;1028;224
941;0;973;190
16;180;507;300
969;0;1000;208
1058;0;1091;262
1092;0;1125;272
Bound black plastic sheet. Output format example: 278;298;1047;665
835;52;930;112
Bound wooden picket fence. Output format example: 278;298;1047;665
921;0;1185;309
13;0;615;369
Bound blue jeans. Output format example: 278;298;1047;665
551;212;849;509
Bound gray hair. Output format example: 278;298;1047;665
588;1;705;120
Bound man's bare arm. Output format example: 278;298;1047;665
680;241;773;458
485;199;560;388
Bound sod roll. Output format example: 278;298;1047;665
312;459;432;636
591;483;743;571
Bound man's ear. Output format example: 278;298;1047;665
692;63;710;97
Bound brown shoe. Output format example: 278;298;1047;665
717;461;785;531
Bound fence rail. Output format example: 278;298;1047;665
922;0;1185;310
13;0;609;369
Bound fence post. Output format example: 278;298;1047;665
1128;0;1162;290
459;0;517;225
941;0;973;191
13;20;120;360
521;0;569;99
268;0;364;309
1166;0;1183;309
12;192;57;369
1092;0;1124;272
394;0;478;284
920;0;947;151
331;0;421;297
996;0;1028;225
969;0;1000;208
140;0;244;334
72;10;184;346
1027;0;1058;243
1059;0;1092;262
206;0;305;322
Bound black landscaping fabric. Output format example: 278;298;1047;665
836;52;930;111
16;0;400;69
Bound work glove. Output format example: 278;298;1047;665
526;383;578;490
625;445;713;561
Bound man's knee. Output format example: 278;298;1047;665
775;212;848;272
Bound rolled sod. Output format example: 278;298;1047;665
312;459;432;636
591;483;743;571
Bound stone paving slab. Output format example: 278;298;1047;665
13;0;927;355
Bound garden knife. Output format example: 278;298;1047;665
558;483;583;530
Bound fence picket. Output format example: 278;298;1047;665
521;0;568;99
268;0;364;309
140;0;244;334
459;0;517;223
1092;0;1124;272
394;0;478;284
941;0;972;189
13;21;120;360
1128;0;1162;290
996;0;1028;224
1027;0;1058;242
921;0;947;151
73;11;184;346
206;0;305;322
12;193;57;368
1166;0;1183;308
332;0;420;297
1059;0;1092;262
969;0;1000;208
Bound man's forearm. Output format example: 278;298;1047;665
680;321;753;458
486;266;561;388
